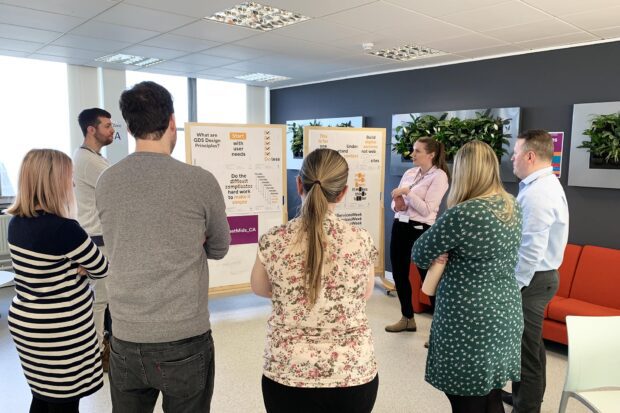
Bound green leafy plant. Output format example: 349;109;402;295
578;112;620;165
289;120;354;159
393;109;511;161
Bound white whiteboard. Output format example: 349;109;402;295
304;127;386;272
185;123;287;289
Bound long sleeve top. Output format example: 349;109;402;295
391;166;449;225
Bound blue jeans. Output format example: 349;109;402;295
109;331;215;413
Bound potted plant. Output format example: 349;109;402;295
578;112;620;169
289;120;321;159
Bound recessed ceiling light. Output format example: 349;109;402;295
207;1;310;32
368;44;445;61
235;72;290;82
95;54;165;67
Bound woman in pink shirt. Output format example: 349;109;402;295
386;137;450;333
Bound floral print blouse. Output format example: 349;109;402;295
258;212;378;388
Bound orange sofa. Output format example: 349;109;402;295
410;244;620;345
543;244;620;344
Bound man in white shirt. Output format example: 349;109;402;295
508;129;569;413
73;108;114;370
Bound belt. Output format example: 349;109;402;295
91;235;104;247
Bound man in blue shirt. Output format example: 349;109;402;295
508;130;569;413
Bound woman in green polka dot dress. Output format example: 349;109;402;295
412;141;523;413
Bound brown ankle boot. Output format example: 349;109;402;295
385;316;417;332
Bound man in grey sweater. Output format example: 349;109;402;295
96;81;230;413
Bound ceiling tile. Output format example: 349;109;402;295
30;53;88;65
521;0;620;17
384;0;506;18
423;33;507;53
591;26;620;39
0;24;61;43
119;45;189;60
455;43;526;58
174;53;238;67
148;61;208;72
515;32;599;50
560;6;620;31
0;0;119;18
441;1;550;32
323;2;428;32
70;21;159;43
233;32;347;59
483;19;581;43
0;37;44;53
124;0;238;19
52;34;131;53
0;48;29;58
196;67;248;77
377;17;473;45
264;0;379;18
141;34;220;53
94;3;197;32
199;44;266;60
0;4;84;32
36;45;102;59
170;20;256;43
275;19;368;43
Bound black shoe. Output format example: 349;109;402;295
501;390;513;406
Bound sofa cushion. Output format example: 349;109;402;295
557;244;582;297
570;245;620;309
547;298;620;323
545;296;566;318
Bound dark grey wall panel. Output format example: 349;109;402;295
271;42;620;270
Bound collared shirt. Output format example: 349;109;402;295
391;166;449;225
515;166;569;289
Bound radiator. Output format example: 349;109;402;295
0;214;10;257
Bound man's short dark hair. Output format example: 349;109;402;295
119;81;174;140
78;108;111;137
517;129;554;161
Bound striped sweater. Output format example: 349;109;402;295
7;212;108;402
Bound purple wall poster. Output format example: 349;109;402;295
227;215;258;245
550;132;564;178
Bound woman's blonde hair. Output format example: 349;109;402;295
7;149;75;219
447;140;514;220
298;149;349;306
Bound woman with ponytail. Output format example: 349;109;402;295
251;148;379;413
387;137;450;333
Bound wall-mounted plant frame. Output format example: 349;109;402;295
390;107;521;181
285;116;363;170
569;101;620;189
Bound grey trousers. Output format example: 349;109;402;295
512;270;559;413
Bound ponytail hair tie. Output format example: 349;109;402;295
313;180;321;187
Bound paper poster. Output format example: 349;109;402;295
550;131;564;178
186;123;287;288
305;127;386;271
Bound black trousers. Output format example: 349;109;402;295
389;219;431;318
445;389;504;413
30;397;79;413
512;270;559;413
262;375;379;413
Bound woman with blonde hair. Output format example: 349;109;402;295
412;140;523;413
7;149;108;413
251;148;378;413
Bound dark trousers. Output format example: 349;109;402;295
390;219;430;318
262;374;379;413
109;331;215;413
30;397;79;413
512;270;559;413
445;389;504;413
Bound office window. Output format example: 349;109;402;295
197;79;246;124
125;71;189;162
0;56;70;196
